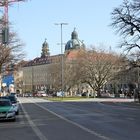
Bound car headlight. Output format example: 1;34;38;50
8;108;15;113
12;104;16;107
8;110;15;113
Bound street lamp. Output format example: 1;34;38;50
55;23;68;96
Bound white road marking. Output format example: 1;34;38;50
27;98;112;140
20;103;48;140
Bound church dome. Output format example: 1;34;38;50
71;29;78;39
65;28;85;51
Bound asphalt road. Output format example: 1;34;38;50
0;97;140;140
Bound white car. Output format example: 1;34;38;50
56;91;64;97
37;91;48;97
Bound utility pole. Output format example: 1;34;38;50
0;0;27;45
55;23;68;96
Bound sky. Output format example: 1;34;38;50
5;0;124;60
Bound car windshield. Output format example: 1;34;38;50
8;96;17;103
10;93;16;96
0;100;11;106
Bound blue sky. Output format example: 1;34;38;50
7;0;123;60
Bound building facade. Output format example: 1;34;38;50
22;29;86;95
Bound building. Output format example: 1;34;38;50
14;60;28;94
22;39;60;93
22;29;85;95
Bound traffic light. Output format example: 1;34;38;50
2;27;9;45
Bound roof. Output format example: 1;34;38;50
66;50;79;60
65;29;85;51
23;54;62;67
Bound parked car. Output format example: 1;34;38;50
0;99;16;121
24;93;32;97
37;91;48;97
56;91;64;97
10;92;17;98
0;96;19;115
100;92;111;98
8;95;19;115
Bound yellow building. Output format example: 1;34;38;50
22;29;86;95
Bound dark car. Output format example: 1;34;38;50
10;93;17;97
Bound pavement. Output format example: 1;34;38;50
18;97;138;104
64;97;135;102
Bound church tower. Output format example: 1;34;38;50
41;39;50;58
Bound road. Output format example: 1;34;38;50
0;97;140;140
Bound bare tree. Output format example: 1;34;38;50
64;59;81;92
77;49;121;97
0;18;25;90
48;55;81;93
47;62;61;92
0;18;25;73
111;0;140;54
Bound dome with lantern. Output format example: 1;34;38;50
65;28;85;52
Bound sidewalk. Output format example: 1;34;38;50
65;97;134;102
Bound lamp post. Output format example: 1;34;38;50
55;23;68;96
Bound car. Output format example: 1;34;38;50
100;92;111;98
37;91;48;97
0;96;19;115
56;91;64;97
10;92;17;98
7;95;19;115
0;99;16;121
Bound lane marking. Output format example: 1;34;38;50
20;103;48;140
27;98;112;140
